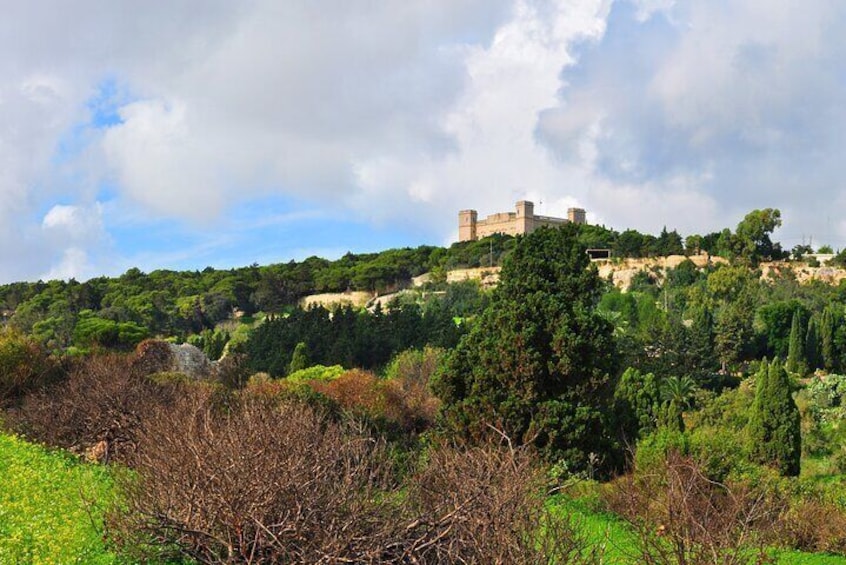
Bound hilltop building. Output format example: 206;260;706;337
458;200;586;242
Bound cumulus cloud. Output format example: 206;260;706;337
537;0;846;242
3;0;846;282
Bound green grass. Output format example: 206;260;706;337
553;494;846;565
0;433;119;564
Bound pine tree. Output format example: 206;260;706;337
786;310;805;375
805;315;821;373
688;305;718;377
434;224;618;471
748;358;801;476
821;307;836;372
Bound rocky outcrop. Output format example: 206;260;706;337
133;339;214;380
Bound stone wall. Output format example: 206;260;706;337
458;200;584;242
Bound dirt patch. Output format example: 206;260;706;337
300;291;373;310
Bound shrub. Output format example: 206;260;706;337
310;369;385;416
0;328;59;405
109;391;593;564
110;391;396;563
777;498;846;554
605;450;784;565
285;364;345;386
132;339;174;375
9;354;179;463
405;440;588;564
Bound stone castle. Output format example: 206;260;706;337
458;200;586;242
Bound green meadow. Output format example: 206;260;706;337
0;433;119;565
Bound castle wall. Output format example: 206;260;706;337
458;201;586;242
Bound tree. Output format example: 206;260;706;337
687;306;718;379
820;307;837;372
791;244;813;261
757;300;808;358
660;376;697;409
714;302;753;372
434;225;618;471
613;368;661;442
288;341;311;374
748;358;801;476
684;234;703;255
786;310;806;376
805;314;821;373
731;208;784;264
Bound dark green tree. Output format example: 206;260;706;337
805;314;821;373
434;225;618;471
820;306;837;372
786;310;806;375
748;358;801;476
686;305;718;379
747;359;770;456
613;367;661;442
714;302;752;372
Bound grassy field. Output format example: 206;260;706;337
0;433;119;564
556;496;846;565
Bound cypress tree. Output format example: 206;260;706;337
434;224;618;471
688;305;718;376
288;341;311;374
805;315;821;373
821;307;836;372
786;310;805;375
766;359;801;476
747;358;769;456
748;358;801;476
613;367;661;441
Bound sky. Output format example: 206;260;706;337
2;0;846;283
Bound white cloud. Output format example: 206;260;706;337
41;248;92;282
536;0;846;243
4;0;846;282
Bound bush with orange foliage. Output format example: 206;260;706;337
310;369;385;415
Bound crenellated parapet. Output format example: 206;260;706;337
458;201;586;242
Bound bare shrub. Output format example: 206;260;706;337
111;391;399;563
110;391;594;564
604;450;783;565
0;328;60;406
132;339;174;375
401;439;590;565
216;350;250;389
9;353;178;463
776;498;846;554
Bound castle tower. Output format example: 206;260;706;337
515;200;534;235
567;207;586;225
458;209;478;242
515;200;534;218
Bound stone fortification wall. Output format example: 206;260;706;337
458;200;584;242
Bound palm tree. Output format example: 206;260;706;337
660;375;697;409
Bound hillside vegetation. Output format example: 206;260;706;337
4;209;846;562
